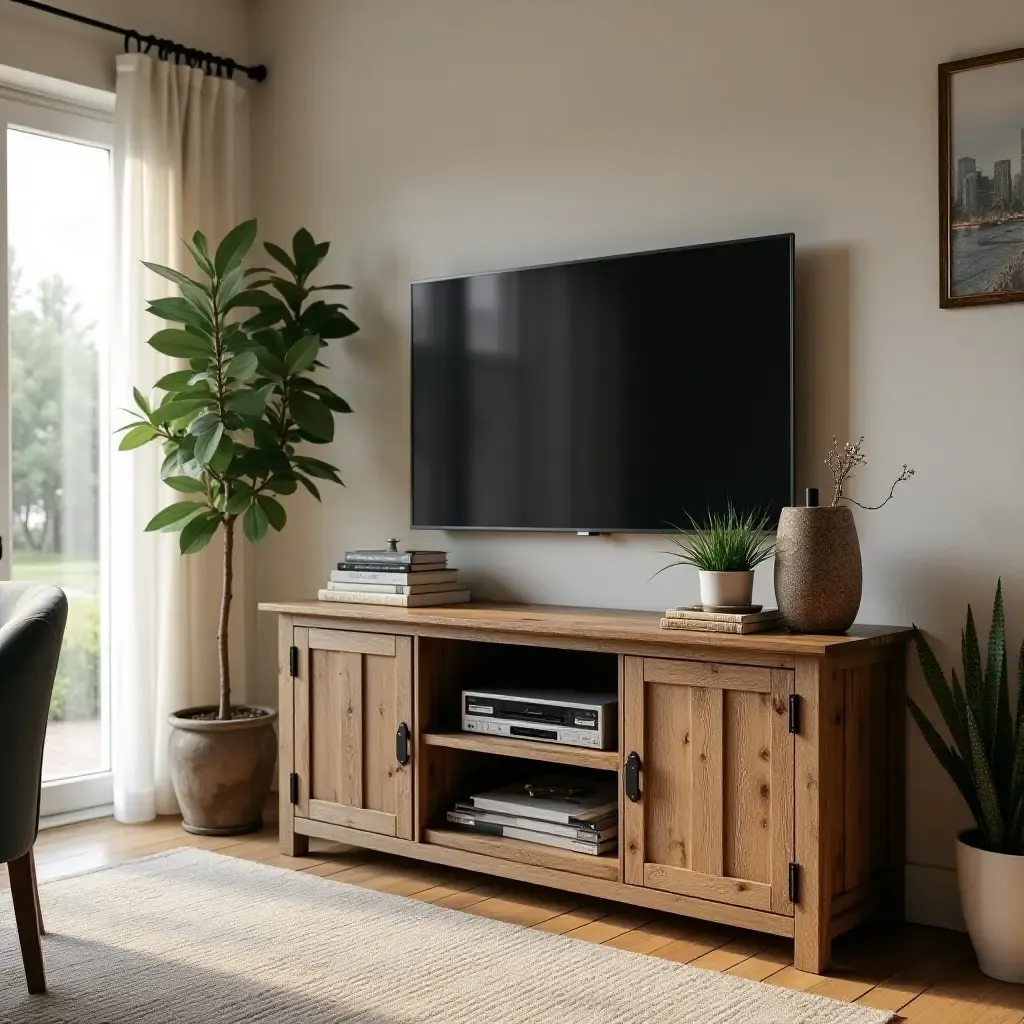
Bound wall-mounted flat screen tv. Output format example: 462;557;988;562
411;233;794;532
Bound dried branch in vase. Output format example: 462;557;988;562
825;436;914;510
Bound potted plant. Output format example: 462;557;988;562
911;580;1024;983
117;220;357;835
656;504;775;609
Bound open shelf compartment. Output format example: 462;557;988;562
421;731;619;771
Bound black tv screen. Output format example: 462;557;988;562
411;233;794;532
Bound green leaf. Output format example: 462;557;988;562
179;511;222;555
189;412;220;437
208;433;235;474
966;700;1005;850
144;501;205;532
284;334;320;375
294;378;352;413
132;387;152;419
242;500;269;544
143;261;210;295
914;628;970;758
164;476;206;494
289;391;334;441
291;455;342;481
986;580;1015;795
258;495;287;531
215;219;258;278
195;422;224;466
271;278;308;311
263;241;298;275
263;476;298;495
192;230;209;255
908;698;982;826
224;482;254;516
295;474;322;501
148;328;213;360
155;369;196;392
227;384;274;418
309;283;352;292
151;398;210;425
319;311;359;339
147;297;212;334
217;264;245;306
292;228;318;276
226;351;259;381
183;237;214;277
118;424;158;450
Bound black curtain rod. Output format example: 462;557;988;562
6;0;267;82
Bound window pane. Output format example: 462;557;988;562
7;127;110;782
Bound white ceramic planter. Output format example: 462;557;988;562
698;570;754;609
956;830;1024;983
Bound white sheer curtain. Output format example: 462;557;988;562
110;53;251;822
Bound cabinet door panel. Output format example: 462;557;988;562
294;627;413;839
623;656;795;916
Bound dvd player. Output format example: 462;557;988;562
461;688;618;750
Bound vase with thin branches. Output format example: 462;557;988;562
117;219;357;832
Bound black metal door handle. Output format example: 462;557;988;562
624;751;641;802
396;722;411;766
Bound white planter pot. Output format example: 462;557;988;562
698;570;754;609
957;830;1024;983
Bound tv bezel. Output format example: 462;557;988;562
410;231;796;534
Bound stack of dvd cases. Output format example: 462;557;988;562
447;775;617;856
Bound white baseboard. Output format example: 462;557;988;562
905;864;964;931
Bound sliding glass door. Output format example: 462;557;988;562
0;90;113;817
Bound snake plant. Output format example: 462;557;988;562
911;580;1024;855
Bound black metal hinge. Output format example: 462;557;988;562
789;862;800;904
289;645;299;677
289;772;299;805
788;693;800;734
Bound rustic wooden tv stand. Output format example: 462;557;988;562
260;600;910;973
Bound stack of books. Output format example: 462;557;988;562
446;776;617;856
660;605;783;634
318;547;471;607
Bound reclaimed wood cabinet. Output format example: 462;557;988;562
264;600;910;974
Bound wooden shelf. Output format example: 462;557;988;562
421;731;619;771
425;827;619;881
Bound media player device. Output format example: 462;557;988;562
461;688;618;750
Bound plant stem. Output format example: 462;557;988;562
218;514;235;720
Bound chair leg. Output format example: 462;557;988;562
28;849;44;936
8;851;46;994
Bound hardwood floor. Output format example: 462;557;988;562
17;809;1024;1022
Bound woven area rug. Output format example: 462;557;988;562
0;848;893;1023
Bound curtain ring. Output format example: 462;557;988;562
124;30;141;54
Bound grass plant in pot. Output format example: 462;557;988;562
911;581;1024;983
118;220;357;835
657;504;775;610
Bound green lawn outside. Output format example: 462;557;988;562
11;553;100;721
11;553;98;596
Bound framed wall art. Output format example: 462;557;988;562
939;47;1024;307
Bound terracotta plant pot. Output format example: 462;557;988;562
957;830;1024;983
774;506;862;633
167;705;278;836
698;570;754;608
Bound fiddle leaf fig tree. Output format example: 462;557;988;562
117;220;357;720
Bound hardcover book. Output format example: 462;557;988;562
325;581;466;596
337;560;447;573
469;777;617;825
659;617;782;635
343;549;447;566
317;588;470;608
450;803;617;842
664;605;781;624
446;812;616;855
330;569;459;586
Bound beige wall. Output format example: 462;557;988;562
0;0;251;93
249;0;1023;926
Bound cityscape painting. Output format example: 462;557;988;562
940;47;1024;307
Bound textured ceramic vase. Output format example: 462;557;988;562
774;506;862;634
168;706;278;836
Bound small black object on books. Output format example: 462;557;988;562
321;545;470;607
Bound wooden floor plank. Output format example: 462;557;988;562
33;809;1018;1018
